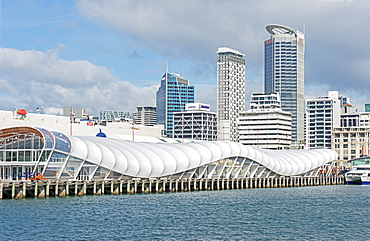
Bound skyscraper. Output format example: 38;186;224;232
156;72;195;137
264;24;305;143
217;47;246;142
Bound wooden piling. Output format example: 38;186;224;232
0;176;346;200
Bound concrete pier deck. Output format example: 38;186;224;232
0;176;345;200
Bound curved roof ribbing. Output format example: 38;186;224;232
0;127;337;178
69;135;337;178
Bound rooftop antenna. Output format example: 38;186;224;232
166;61;169;74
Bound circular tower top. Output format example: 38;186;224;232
266;24;296;36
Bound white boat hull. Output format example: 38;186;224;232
345;165;370;184
361;175;370;185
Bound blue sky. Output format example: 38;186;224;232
1;1;172;85
1;0;370;116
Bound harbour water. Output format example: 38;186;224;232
1;185;369;240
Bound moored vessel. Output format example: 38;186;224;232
361;172;370;185
345;165;370;184
345;155;370;184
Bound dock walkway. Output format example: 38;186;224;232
0;176;345;199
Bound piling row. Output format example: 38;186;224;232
0;175;345;199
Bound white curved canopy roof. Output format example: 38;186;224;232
69;136;337;178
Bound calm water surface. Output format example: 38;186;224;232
1;185;369;240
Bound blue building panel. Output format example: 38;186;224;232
156;72;195;137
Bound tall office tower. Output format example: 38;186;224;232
156;72;195;137
306;91;341;149
217;47;246;142
264;24;305;143
135;106;156;126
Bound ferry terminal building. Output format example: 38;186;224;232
0;126;337;181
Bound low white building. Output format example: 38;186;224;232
238;93;292;150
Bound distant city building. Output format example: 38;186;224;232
332;97;370;166
341;108;370;128
306;91;341;149
339;96;351;107
63;106;72;117
365;104;370;112
341;103;358;115
217;47;246;142
173;103;217;141
238;93;292;150
332;127;370;165
156;72;195;137
264;24;305;143
74;108;86;119
100;110;131;122
63;107;88;119
134;106;156;126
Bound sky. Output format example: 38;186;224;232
1;0;370;116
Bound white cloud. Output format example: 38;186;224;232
43;107;63;115
75;0;370;107
0;47;158;115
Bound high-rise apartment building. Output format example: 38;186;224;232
238;93;292;150
135;106;156;126
306;91;341;149
173;103;217;141
217;47;246;142
156;72;195;137
264;24;305;143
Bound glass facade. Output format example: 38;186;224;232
156;72;195;137
0;127;86;181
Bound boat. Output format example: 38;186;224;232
361;172;370;185
345;165;370;184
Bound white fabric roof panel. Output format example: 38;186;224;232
68;136;337;178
